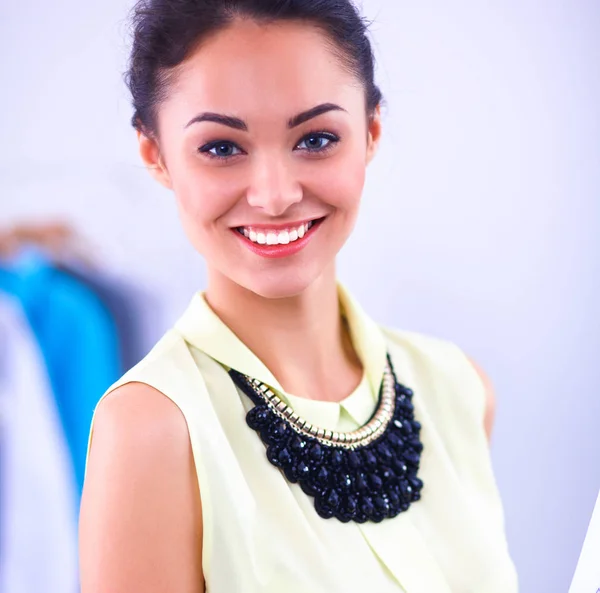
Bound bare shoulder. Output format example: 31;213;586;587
465;356;496;443
80;382;204;593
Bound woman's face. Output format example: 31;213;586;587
140;19;381;299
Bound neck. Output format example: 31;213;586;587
205;264;362;401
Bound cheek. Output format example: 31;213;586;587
169;168;245;259
304;150;367;212
171;164;242;230
337;154;367;208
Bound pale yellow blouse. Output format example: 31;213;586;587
87;284;518;593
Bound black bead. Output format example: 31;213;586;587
283;463;298;482
408;437;424;453
370;511;385;523
347;450;363;470
290;435;308;453
315;466;330;488
246;405;271;429
274;420;290;437
325;488;340;510
398;479;412;502
376;443;393;464
388;488;400;508
388;506;401;519
308;442;323;463
368;473;383;491
409;476;424;492
344;494;358;515
336;473;353;493
355;472;369;493
363;450;377;468
360;496;375;517
266;445;283;468
354;512;368;524
265;420;289;444
300;478;320;498
400;421;413;436
380;466;396;485
386;431;404;451
403;448;420;466
330;449;344;467
374;495;390;514
314;495;334;519
397;397;414;413
278;447;292;467
392;458;408;476
297;460;310;478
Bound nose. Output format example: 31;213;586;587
245;154;303;216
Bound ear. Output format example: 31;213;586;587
137;130;173;190
366;104;382;165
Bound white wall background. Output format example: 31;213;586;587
1;0;598;590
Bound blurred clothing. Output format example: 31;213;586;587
0;248;121;495
0;295;78;593
63;263;149;373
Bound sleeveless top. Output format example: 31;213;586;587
86;284;519;593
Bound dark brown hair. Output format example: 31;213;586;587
125;0;383;136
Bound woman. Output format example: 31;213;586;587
80;1;518;591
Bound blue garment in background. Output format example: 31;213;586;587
65;264;151;373
0;249;121;497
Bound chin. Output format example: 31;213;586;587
236;265;326;300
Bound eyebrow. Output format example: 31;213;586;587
184;102;346;131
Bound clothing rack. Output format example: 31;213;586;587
0;221;93;266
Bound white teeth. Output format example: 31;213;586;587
239;220;319;245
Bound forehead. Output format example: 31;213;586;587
163;19;364;124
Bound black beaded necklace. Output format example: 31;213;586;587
228;353;424;524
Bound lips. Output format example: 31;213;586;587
236;220;316;246
233;217;326;259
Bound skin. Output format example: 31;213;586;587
79;18;496;593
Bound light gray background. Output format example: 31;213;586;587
1;1;599;590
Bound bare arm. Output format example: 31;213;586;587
79;382;204;593
467;357;497;444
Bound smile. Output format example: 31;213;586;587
235;220;320;245
233;217;326;259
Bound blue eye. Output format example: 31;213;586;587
198;132;339;160
199;141;243;159
296;132;340;152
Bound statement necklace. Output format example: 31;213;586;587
228;353;424;524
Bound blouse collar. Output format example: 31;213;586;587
173;282;387;408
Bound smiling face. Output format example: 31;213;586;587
139;18;381;299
